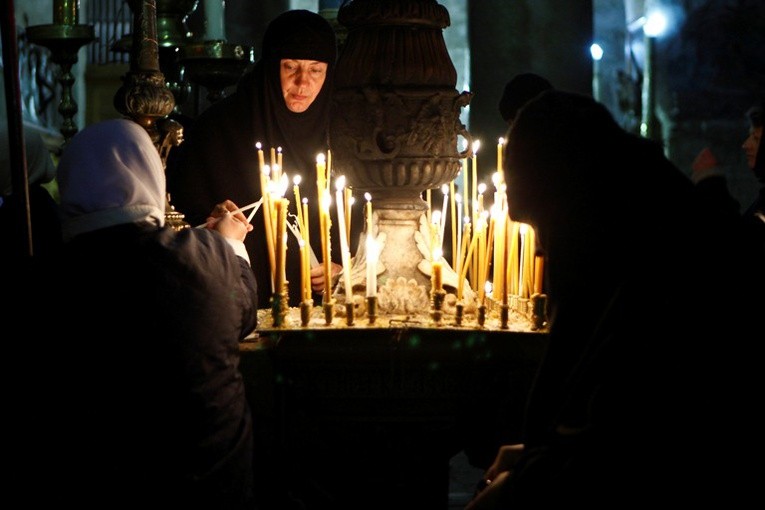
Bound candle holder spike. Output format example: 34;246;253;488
300;299;314;327
477;304;487;327
366;296;378;325
430;289;446;325
455;302;464;326
345;302;355;326
323;300;335;326
500;304;510;330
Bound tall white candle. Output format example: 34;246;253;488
204;0;226;41
335;176;353;303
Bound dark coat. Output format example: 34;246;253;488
51;224;258;509
498;90;765;507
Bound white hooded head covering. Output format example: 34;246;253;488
57;119;166;241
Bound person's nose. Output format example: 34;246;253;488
294;69;307;87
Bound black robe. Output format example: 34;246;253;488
167;10;363;308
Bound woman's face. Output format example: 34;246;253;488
742;125;762;170
280;59;328;113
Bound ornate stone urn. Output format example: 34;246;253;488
329;0;473;314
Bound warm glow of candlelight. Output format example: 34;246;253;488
316;153;332;301
497;137;505;172
365;192;373;235
293;174;303;234
432;248;443;292
257;156;275;291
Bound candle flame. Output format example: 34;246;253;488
441;184;449;194
478;182;487;194
433;248;443;261
364;192;372;202
472;139;481;154
335;175;346;190
293;174;302;186
255;141;262;150
316;153;326;164
498;137;505;145
262;164;271;177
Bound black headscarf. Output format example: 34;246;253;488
239;9;337;176
498;73;553;124
167;10;342;308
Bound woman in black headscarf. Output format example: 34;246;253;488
168;9;352;308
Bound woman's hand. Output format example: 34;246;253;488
206;200;254;241
310;262;342;293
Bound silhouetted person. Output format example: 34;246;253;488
468;90;765;508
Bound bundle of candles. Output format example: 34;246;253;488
255;138;547;332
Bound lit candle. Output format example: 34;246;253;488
277;146;283;174
335;176;353;304
366;236;378;298
432;248;443;293
471;140;480;226
492;209;506;301
534;253;545;295
365;192;373;234
316;154;332;301
203;0;226;41
524;226;536;298
260;164;275;291
299;238;309;301
507;221;520;296
426;188;432;225
293;174;303;233
54;0;78;25
345;189;353;243
461;156;469;225
479;211;495;303
302;198;312;301
449;180;457;269
273;198;288;296
501;225;509;306
497;137;504;172
321;189;333;301
457;220;471;300
256;142;265;172
440;184;448;251
458;218;484;301
455;193;463;270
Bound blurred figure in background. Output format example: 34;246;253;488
692;99;764;251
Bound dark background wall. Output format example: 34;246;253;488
10;0;765;208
